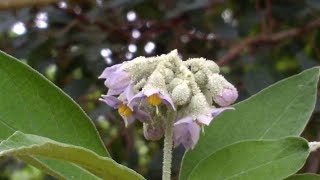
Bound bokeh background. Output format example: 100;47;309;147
0;0;320;179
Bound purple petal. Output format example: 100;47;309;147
107;88;125;96
174;116;193;125
196;114;213;126
211;107;234;118
123;83;135;101
99;64;131;94
197;107;234;125
105;71;130;91
159;92;176;110
214;87;238;107
133;108;152;123
144;88;160;96
99;64;122;79
173;120;200;149
99;95;122;108
173;116;193;146
188;122;201;147
128;91;145;109
173;123;187;147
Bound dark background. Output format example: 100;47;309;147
0;0;320;179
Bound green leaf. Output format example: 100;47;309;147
18;156;99;180
181;67;320;179
0;131;145;180
189;137;310;180
286;173;320;180
0;51;109;177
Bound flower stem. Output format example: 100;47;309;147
162;111;174;180
309;141;320;152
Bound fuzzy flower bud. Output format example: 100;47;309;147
168;78;184;92
185;93;211;117
213;86;238;107
207;74;238;106
171;82;191;106
143;123;164;141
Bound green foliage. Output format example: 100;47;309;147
189;137;309;180
0;131;144;180
0;51;111;178
181;67;320;179
0;0;320;178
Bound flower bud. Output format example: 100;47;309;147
185;93;210;116
168;78;184;92
143;123;164;141
194;71;207;87
172;82;191;106
204;60;219;74
162;68;174;83
213;86;238;106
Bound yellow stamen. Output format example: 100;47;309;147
118;104;133;117
147;94;162;106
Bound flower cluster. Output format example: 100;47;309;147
99;50;238;149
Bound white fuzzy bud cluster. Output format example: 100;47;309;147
122;50;237;120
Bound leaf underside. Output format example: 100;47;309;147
0;131;144;180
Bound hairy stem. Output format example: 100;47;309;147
162;111;174;180
309;141;320;152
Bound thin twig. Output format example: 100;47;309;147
217;17;320;66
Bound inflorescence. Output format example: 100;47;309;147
99;50;238;149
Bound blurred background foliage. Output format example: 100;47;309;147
0;0;320;179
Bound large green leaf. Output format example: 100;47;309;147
18;156;99;179
0;131;144;180
189;137;310;180
181;67;320;179
0;51;109;177
286;173;320;180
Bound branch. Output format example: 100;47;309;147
54;4;188;41
217;17;320;66
0;0;58;10
54;4;131;40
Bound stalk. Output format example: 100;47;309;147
162;111;174;180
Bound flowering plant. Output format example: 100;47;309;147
99;50;238;178
99;50;237;147
0;50;319;180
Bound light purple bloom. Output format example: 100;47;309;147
99;64;131;95
173;117;200;149
173;107;233;149
129;88;175;110
213;87;238;107
99;86;151;126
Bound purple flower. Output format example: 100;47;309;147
129;88;175;110
99;86;151;126
173;117;200;149
99;64;131;95
173;107;233;149
213;87;238;107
